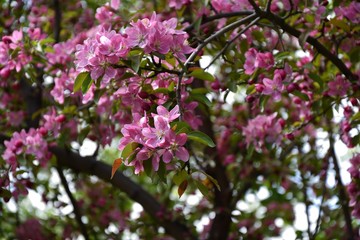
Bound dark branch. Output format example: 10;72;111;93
56;166;90;240
50;146;196;240
53;0;61;43
259;11;357;82
328;135;354;240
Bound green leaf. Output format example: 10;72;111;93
201;172;220;191
173;170;188;186
0;188;12;199
157;161;167;183
82;77;93;94
275;51;291;61
187;131;215;147
189;68;215;82
308;73;323;89
191;93;212;107
121;142;138;160
74;72;90;93
194;180;210;199
351;112;360;122
170;121;191;133
292;90;310;101
143;158;153;178
329;18;350;32
129;54;142;73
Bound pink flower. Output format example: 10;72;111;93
152;105;180;122
243;113;283;151
169;0;193;10
255;52;274;70
110;0;120;10
162;131;189;163
262;73;284;101
244;48;258;75
244;48;275;75
142;116;170;148
335;2;360;24
327;75;351;97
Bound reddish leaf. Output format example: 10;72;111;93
111;158;122;179
178;180;188;198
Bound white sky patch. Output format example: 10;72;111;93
130;202;143;219
79;138;97;156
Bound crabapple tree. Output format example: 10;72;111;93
0;0;359;239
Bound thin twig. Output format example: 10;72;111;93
205;17;260;70
312;150;330;239
56;166;90;240
328;133;354;240
184;13;258;67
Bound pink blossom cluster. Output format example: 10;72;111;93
335;2;360;24
2;128;50;170
169;0;193;10
326;75;351;98
118;105;189;174
75;28;128;86
75;12;193;87
339;104;356;148
16;218;48;240
95;0;122;29
347;154;360;219
244;48;275;75
2;108;68;170
124;13;192;60
242;113;283;151
0;30;30;79
211;0;252;12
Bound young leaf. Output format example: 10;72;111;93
173;169;188;186
194;180;210;199
121;142;138;159
111;158;122;179
82;77;93;94
187;131;216;147
189;68;215;82
74;72;90;93
178;180;188;198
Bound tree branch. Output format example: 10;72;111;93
184;13;258;67
49;146;196;240
328;135;354;240
53;0;61;43
259;11;357;81
56;166;90;240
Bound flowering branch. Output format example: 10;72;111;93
253;7;357;81
50;146;196;240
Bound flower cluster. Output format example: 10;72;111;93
118;105;189;174
242;113;283;151
326;74;351;98
0;30;29;79
125;12;193;60
211;0;252;12
335;2;360;24
2;128;50;170
75;12;193;87
75;28;128;86
244;48;275;75
347;154;360;219
169;0;193;10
